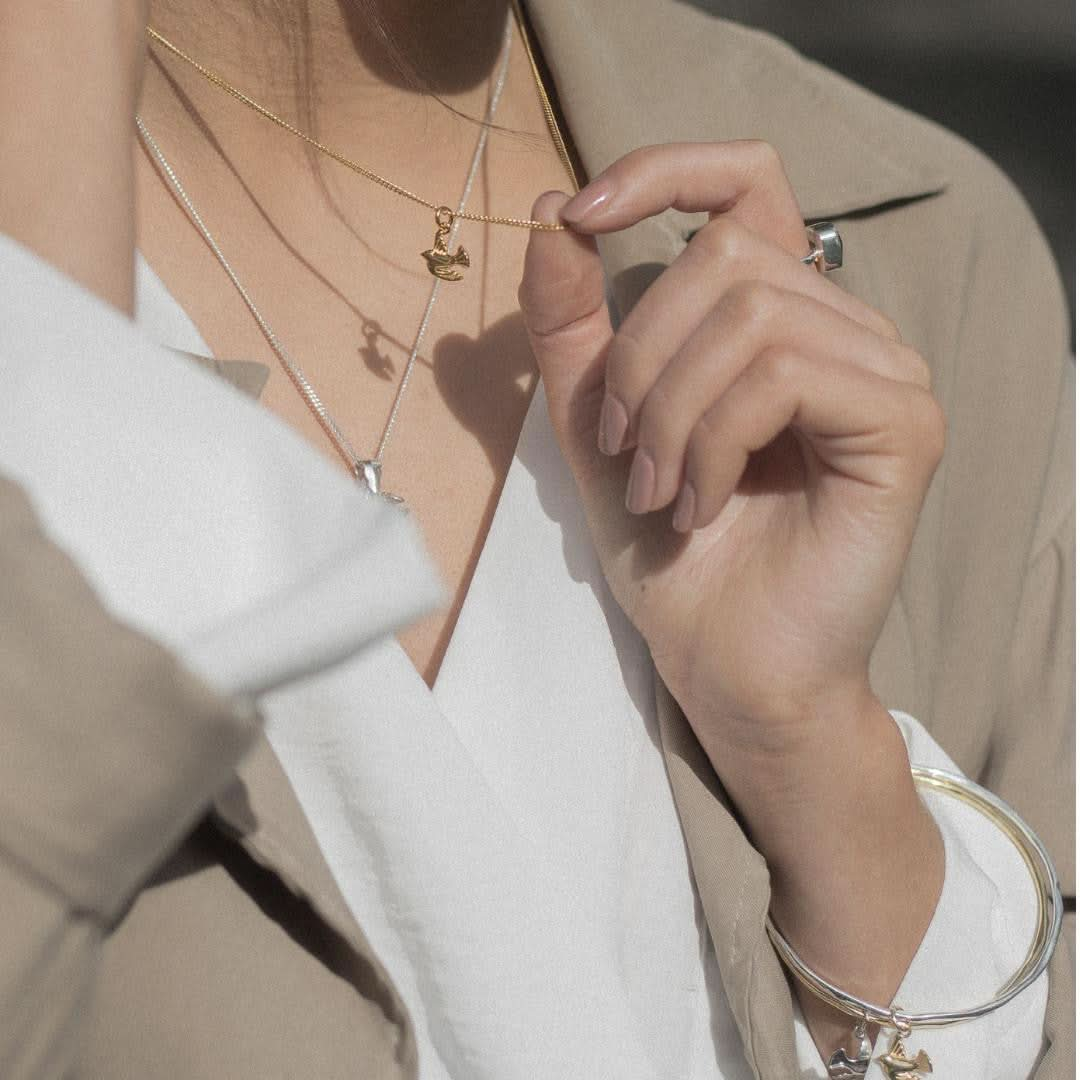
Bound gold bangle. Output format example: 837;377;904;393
765;766;1063;1077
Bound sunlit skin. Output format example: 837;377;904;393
0;0;945;1062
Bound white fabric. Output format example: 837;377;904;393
0;233;1048;1079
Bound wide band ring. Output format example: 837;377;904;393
801;221;843;272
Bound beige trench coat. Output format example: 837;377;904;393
1;1;1072;1076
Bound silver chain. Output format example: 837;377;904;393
135;15;513;491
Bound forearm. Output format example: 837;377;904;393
692;688;945;1060
0;2;145;313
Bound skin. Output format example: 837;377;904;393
134;0;568;684
1;0;945;1064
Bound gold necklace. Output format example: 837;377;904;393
145;1;577;281
135;18;508;501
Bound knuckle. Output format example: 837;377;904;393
624;144;656;167
686;411;721;470
606;328;649;401
922;394;948;464
724;280;779;330
887;342;932;389
906;388;947;467
744;139;784;177
636;381;676;450
616;144;659;182
693;217;747;261
756;344;800;388
877;314;904;344
903;346;933;390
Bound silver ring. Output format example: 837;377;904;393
801;221;843;272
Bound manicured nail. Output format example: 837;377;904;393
672;483;696;533
625;449;655;514
598;393;629;455
561;180;613;225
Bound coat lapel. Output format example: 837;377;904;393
656;678;796;1080
523;2;952;1075
212;735;419;1070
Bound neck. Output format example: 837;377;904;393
147;0;511;108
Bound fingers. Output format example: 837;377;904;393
613;282;937;521
519;191;615;488
680;347;946;531
519;160;940;545
601;217;902;454
560;140;807;255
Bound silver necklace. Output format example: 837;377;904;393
135;16;513;505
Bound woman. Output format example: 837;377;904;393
0;0;1071;1077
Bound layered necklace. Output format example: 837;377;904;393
146;0;576;281
137;2;577;503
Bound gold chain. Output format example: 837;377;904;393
145;25;567;234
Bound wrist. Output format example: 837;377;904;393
690;678;897;842
694;688;937;888
688;688;945;1058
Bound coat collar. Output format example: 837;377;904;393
524;0;948;215
524;0;947;319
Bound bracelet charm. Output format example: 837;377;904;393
826;1018;872;1077
877;1031;933;1078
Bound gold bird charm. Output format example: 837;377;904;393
421;206;470;281
877;1035;933;1079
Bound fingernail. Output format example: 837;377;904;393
672;483;696;533
598;393;629;455
626;450;655;514
561;180;613;225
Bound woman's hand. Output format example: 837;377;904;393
521;141;944;755
519;141;945;1060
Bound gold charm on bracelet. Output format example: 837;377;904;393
421;207;470;281
877;1032;933;1078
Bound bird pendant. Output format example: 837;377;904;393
827;1047;869;1078
826;1023;872;1077
876;1034;933;1079
421;209;470;281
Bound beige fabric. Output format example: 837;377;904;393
0;2;1071;1077
0;474;259;1077
531;6;1074;1072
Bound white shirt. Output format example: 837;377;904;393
0;234;1049;1079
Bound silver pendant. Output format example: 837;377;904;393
353;459;405;505
827;1020;872;1078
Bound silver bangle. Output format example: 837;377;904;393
765;766;1063;1077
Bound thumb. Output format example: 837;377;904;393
519;191;615;487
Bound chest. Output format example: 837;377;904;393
134;30;573;683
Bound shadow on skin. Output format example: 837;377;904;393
429;311;537;475
147;51;424;287
333;0;513;98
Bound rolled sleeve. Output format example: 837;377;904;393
0;475;258;1077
